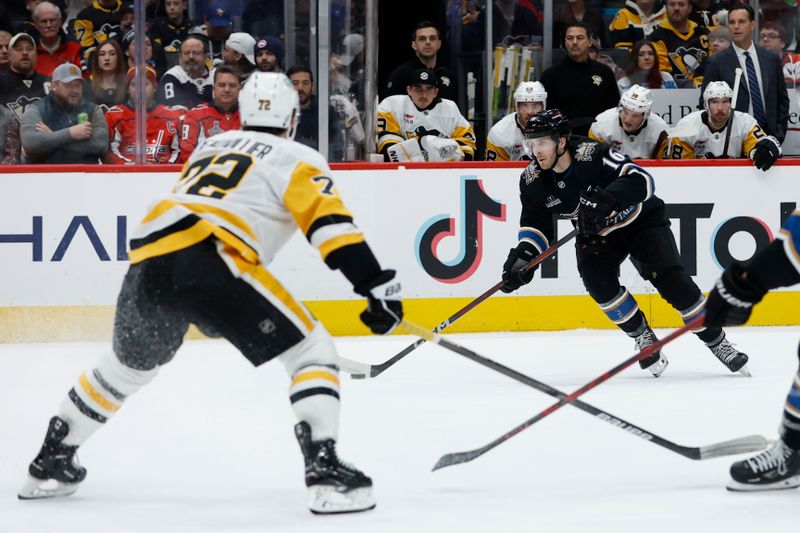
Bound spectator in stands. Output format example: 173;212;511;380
555;0;607;48
221;32;256;80
509;0;544;45
20;62;108;164
104;65;182;164
609;0;666;48
377;68;476;161
540;22;619;136
650;0;710;87
31;2;81;78
121;30;167;77
331;33;363;96
156;36;212;108
118;3;134;34
178;64;239;162
72;0;126;73
253;35;283;73
709;26;731;56
702;3;789;142
287;64;344;159
0;106;22;164
149;0;194;54
0;33;50;121
759;21;800;86
192;0;233;66
13;0;68;38
618;39;678;90
384;21;457;103
588;37;625;79
689;0;724;29
86;38;128;110
0;31;11;74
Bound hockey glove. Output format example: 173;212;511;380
704;262;767;327
501;242;539;293
355;270;403;334
420;135;464;162
750;136;781;171
578;186;618;236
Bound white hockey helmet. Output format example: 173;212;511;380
239;72;300;139
514;81;547;109
619;84;654;117
703;81;733;109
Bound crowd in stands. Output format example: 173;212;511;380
0;0;797;164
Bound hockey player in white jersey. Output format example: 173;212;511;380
588;84;669;159
18;72;403;515
669;81;782;169
377;68;476;162
485;81;547;161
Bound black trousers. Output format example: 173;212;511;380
112;239;310;370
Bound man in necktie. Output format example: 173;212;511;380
700;3;789;143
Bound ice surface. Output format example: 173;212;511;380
1;327;797;532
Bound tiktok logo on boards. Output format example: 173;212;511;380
415;177;505;283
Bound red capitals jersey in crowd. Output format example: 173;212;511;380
104;104;184;164
179;103;240;162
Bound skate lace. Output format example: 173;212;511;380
745;442;791;475
711;340;739;364
319;443;358;473
635;329;657;350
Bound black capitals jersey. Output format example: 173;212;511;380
0;71;51;120
516;137;663;253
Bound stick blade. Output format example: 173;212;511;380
432;447;488;471
698;435;768;460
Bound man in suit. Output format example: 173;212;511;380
701;3;789;142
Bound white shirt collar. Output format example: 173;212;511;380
733;41;757;57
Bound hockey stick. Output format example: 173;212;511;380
394;319;767;466
341;228;580;379
722;67;743;158
433;316;712;471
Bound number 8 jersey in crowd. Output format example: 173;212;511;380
128;129;365;268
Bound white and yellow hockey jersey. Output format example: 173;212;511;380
128;130;364;268
486;113;528;161
588;108;669;159
376;95;476;159
669;110;765;159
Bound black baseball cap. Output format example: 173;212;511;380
409;68;437;87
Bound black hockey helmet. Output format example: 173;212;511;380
523;109;571;140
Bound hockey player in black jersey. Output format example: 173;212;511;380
501;109;748;377
705;213;800;491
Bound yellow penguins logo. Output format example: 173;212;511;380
668;46;708;78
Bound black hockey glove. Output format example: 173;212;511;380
750;136;781;171
501;242;538;293
704;262;767;328
355;270;403;335
578;186;618;236
414;126;442;140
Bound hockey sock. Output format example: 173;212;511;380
780;370;800;450
598;288;647;336
58;351;159;446
678;296;725;346
288;364;340;441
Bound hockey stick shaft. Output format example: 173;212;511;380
722;68;743;157
397;320;766;464
433;316;706;471
345;228;580;379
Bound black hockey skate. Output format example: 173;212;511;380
708;338;750;376
18;416;86;500
728;439;800;492
294;421;375;514
634;327;669;378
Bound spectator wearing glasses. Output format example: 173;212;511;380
31;2;81;78
759;22;800;86
156;36;212;108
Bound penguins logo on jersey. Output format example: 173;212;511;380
7;95;42;120
668;46;707;78
93;22;122;44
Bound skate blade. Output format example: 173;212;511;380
308;485;376;515
18;475;80;500
737;365;752;377
648;357;669;378
726;475;800;492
